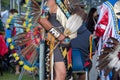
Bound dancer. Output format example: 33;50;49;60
38;0;87;80
95;0;120;80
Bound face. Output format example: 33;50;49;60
93;11;98;18
47;0;56;7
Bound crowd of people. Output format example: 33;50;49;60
0;0;120;80
0;9;21;76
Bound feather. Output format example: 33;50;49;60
65;14;83;33
97;53;109;61
98;60;111;70
56;6;68;28
109;37;119;44
29;49;37;64
15;37;31;43
21;44;35;56
103;47;113;53
31;0;40;8
21;44;32;54
16;39;31;46
65;14;83;39
108;56;119;68
97;37;120;78
114;59;120;71
13;32;27;40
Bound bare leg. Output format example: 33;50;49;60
15;65;20;74
54;62;66;80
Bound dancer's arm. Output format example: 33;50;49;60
38;18;65;41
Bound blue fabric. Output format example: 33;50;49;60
14;23;24;35
108;0;118;6
5;29;12;47
71;24;95;60
118;19;120;31
72;49;84;71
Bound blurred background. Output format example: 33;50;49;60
0;0;107;13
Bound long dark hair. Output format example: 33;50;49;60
86;8;97;33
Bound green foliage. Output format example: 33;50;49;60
0;72;38;80
1;0;10;11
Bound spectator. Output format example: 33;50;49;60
5;9;20;75
70;7;96;79
1;10;9;25
0;13;8;76
86;8;98;34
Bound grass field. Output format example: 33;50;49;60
0;71;38;80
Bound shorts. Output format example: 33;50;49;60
54;46;64;62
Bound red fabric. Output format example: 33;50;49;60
84;61;91;67
0;35;8;56
95;26;105;37
95;11;109;37
26;52;32;60
67;48;72;66
12;27;16;36
98;11;108;26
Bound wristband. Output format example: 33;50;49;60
64;37;70;44
49;27;61;38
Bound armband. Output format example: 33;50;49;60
49;27;61;38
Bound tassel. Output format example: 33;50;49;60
89;35;93;60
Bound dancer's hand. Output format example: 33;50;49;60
60;37;70;47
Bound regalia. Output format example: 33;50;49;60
95;0;120;80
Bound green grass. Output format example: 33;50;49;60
0;72;38;80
